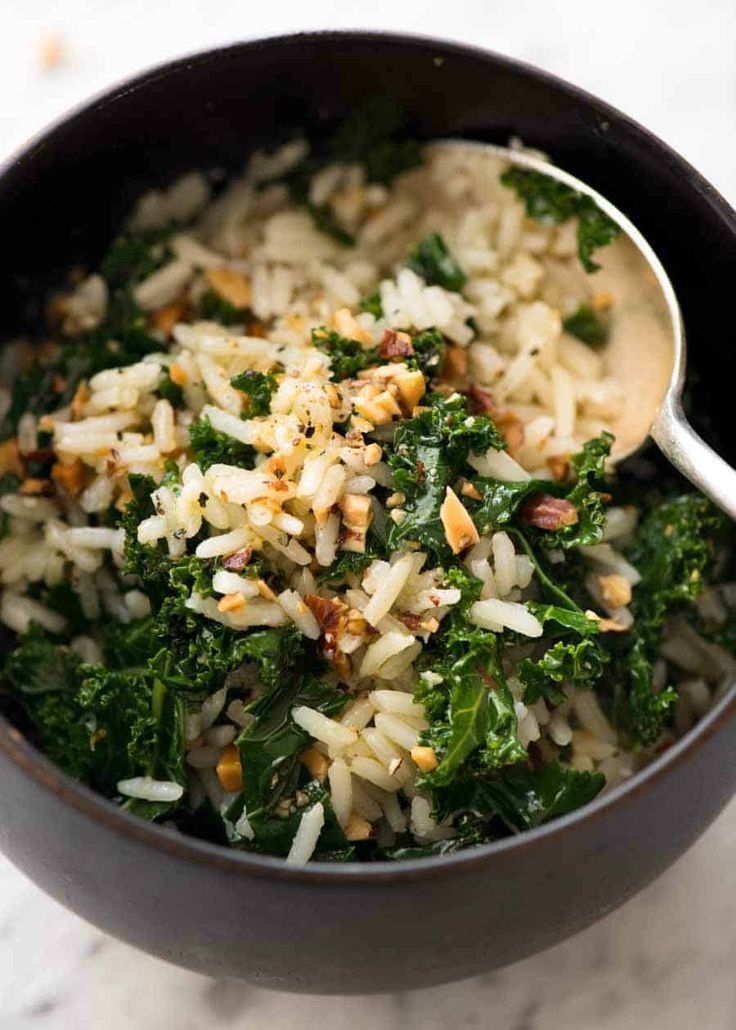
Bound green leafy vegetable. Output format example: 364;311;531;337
312;327;378;381
199;288;245;326
230;369;278;417
520;638;608;706
563;304;607;347
157;369;184;408
406;234;467;292
387;393;505;561
410;328;447;380
473;761;605;832
188;415;256;472
359;290;383;319
500;167;621;272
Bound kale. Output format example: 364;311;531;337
156;369;184;408
612;494;726;745
410;328;447;380
359;290;383;319
188;415;256;472
2;624;186;815
199;288;245;325
387;393;505;561
563;304;607;347
245;782;353;860
312;327;378;381
500;167;621;273
520;638;608;706
0;229;171;440
471;761;605;833
317;548;376;584
0;472;21;495
406;234;467;292
544;432;613;549
230;370;278;417
469;434;612;550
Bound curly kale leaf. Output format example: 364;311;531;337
471;761;605;832
387;393;505;561
500;167;621;272
520;637;608;706
563;303;607;347
406;234;467;292
188;415;256;472
312;327;378;381
199;288;248;325
410;328;447;380
613;494;727;745
230;370;278;417
359;290;383;319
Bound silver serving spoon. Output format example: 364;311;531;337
437;141;736;520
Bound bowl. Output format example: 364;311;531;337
1;31;735;994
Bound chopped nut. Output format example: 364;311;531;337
216;745;243;792
169;363;188;387
299;747;329;782
339;492;373;553
460;479;482;501
442;344;468;382
393;370;426;412
38;414;55;433
598;573;632;609
205;267;251;309
591;290;613;312
584;609;630;633
152;303;184;336
70;380;89;420
546;455;570;482
440;485;480;554
0;439;24;477
363;442;382;466
256;579;278;603
411;746;439;773
379;328;414;360
51;459;86;497
222;547;253;571
19;478;51;496
217;592;246;612
344;811;373;841
386;491;406;508
467;385;498;414
389;508;406;525
332;308;374;346
353;387;402;425
346;608;367;636
519;492;578;531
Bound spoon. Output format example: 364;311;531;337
437;140;736;520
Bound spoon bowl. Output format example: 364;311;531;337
443;141;736;516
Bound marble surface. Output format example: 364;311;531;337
1;2;735;1027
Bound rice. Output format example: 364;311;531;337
0;132;730;867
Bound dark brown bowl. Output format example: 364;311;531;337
1;31;735;995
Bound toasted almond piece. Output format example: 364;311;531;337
38;414;56;433
546;455;570;482
460;479;482;501
379;328;414;359
169;363;188;387
152;303;184;336
340;492;372;525
584;609;629;633
442;344;468;380
353;389;402;425
299;747;329;782
386;491;406;508
19;478;51;495
393;370;426;412
363;442;382;466
332;308;374;347
344;811;373;841
205;267;251;309
256;579;278;603
411;746;439;773
217;592;246;612
51;459;86;497
591;290;613;312
216;745;243;792
0;439;24;477
440;486;480;554
70;380;90;420
598;573;632;608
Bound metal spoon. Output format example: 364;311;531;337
437;141;736;520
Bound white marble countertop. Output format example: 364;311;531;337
1;2;735;1027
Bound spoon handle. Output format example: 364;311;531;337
652;395;736;520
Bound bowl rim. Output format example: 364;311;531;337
1;28;734;885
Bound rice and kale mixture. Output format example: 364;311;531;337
1;115;735;864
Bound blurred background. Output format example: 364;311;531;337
0;2;734;1028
